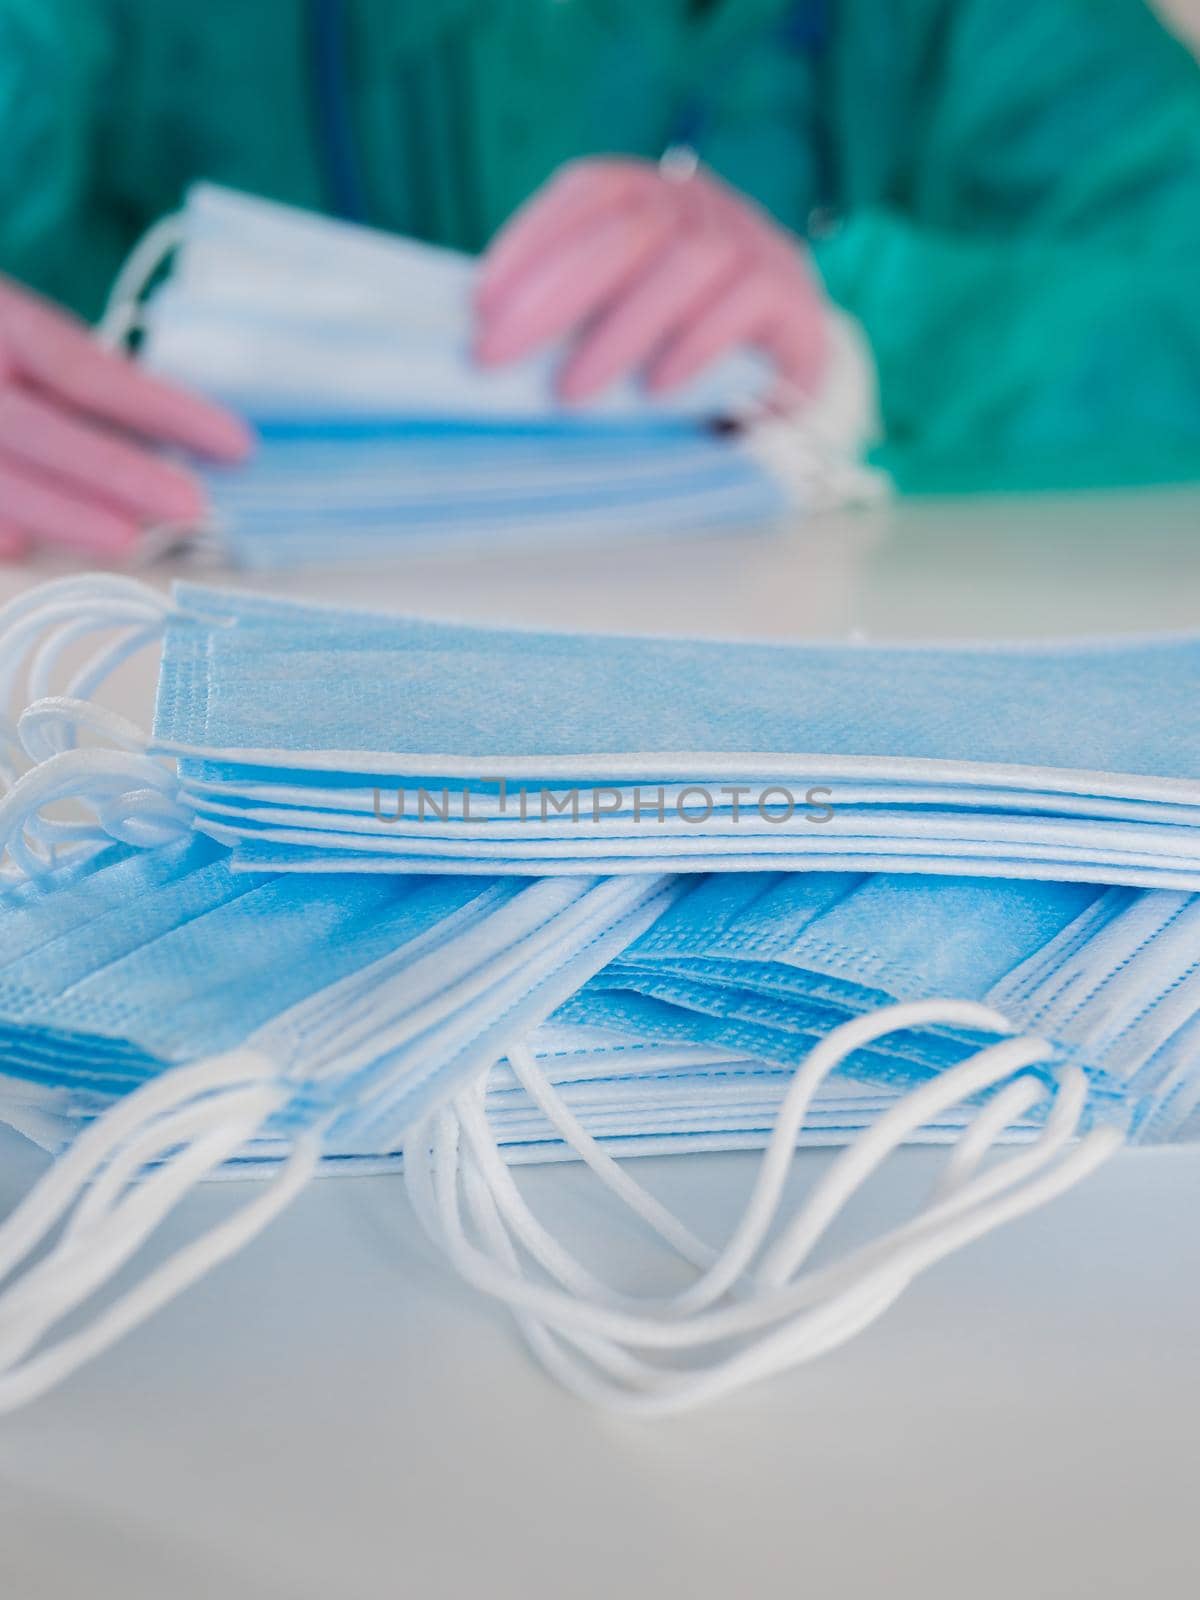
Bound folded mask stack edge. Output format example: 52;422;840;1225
134;578;1200;889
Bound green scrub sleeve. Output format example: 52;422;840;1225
813;0;1200;490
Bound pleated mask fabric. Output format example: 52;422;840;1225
5;576;1200;888
137;579;1200;888
0;816;1129;1415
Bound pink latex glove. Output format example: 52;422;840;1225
0;274;251;561
476;156;830;405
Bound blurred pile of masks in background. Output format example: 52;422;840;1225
101;185;883;568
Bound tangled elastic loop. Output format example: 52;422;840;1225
0;747;192;880
94;787;195;849
19;700;152;764
0;576;168;702
0;577;169;782
0;578;173;861
403;1000;1122;1414
0;1047;320;1415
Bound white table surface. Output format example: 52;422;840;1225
1;486;1199;1600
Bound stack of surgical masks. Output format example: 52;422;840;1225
17;851;1193;1166
566;871;1200;1145
0;574;1188;1416
123;581;1200;888
0;834;681;1162
103;183;882;567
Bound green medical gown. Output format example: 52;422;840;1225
1;0;1198;491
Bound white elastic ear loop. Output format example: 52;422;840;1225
505;1043;717;1269
496;1073;1062;1402
406;1021;1056;1343
0;1051;282;1283
65;1085;283;1242
0;577;169;790
455;1140;658;1392
447;1082;827;1394
0;577;168;711
500;1053;1071;1313
495;1045;1049;1307
405;1004;1120;1411
0;1089;282;1372
752;1058;1091;1296
451;1080;650;1305
885;1065;1093;1247
19;701;151;764
931;1074;1046;1201
26;615;164;719
750;1032;1054;1290
411;1107;703;1393
0;575;167;660
616;1004;1051;1315
0;1048;319;1415
616;1115;1120;1417
414;1113;644;1387
441;1030;1062;1331
0;746;191;878
431;1076;1116;1415
412;1097;859;1401
96;212;185;349
0;1133;318;1416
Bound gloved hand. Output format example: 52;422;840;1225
0;275;251;561
476;156;830;405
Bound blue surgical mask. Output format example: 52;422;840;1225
3;836;1175;1151
6;576;1200;889
193;420;789;569
138;579;1200;888
97;182;883;567
150;581;1200;786
0;574;1174;1416
0;832;675;1128
0;817;1155;1411
567;869;1176;1117
137;182;774;425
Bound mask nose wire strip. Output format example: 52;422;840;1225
403;1001;1121;1412
0;1048;320;1415
95;213;185;350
